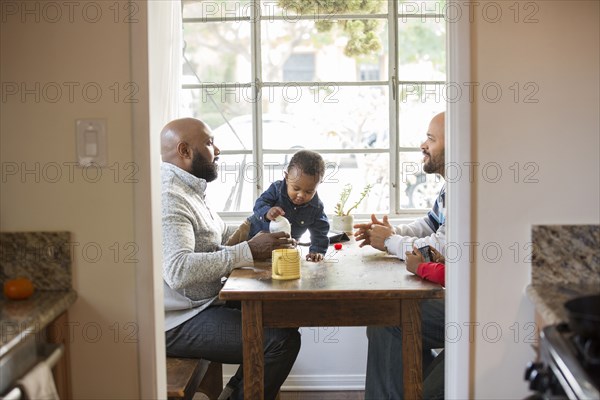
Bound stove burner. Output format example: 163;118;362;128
572;334;600;368
526;324;600;399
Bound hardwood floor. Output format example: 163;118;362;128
280;391;365;400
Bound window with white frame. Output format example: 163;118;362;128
180;0;446;218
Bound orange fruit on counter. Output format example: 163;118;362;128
3;277;35;300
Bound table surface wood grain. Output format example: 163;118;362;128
220;242;445;301
219;240;445;400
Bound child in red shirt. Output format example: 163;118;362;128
405;245;445;287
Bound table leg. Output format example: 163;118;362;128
242;300;264;400
402;299;423;400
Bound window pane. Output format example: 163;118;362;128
181;87;254;143
263;153;390;215
209;154;256;213
183;21;251;83
319;153;390;215
262;19;388;82
398;84;445;148
397;18;446;81
283;53;316;81
183;1;389;19
263;1;388;17
262;85;389;149
213;113;311;152
180;1;447;216
399;152;445;209
398;0;446;15
182;0;253;20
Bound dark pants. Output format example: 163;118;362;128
365;299;445;399
165;303;301;400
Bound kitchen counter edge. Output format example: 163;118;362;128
0;290;78;357
526;284;599;327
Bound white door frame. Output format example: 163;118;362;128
446;1;473;397
132;0;474;397
131;1;167;398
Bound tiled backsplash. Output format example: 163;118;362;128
0;232;72;290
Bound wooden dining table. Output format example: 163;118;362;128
219;239;445;400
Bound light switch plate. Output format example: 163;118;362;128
76;119;107;167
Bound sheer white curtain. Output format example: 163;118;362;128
137;1;183;396
149;0;182;130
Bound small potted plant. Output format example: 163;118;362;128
332;183;372;233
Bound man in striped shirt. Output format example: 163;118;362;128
355;111;446;400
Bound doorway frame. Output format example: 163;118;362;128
132;0;474;397
445;1;473;397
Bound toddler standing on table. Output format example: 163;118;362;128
248;150;330;261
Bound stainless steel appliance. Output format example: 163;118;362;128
0;333;63;400
525;323;600;399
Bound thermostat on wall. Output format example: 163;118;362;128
76;119;107;167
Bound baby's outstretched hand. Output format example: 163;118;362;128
266;206;285;221
306;252;324;262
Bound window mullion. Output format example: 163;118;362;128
389;0;400;215
180;0;444;216
251;0;263;198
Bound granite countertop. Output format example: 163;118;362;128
527;224;599;327
0;232;77;357
526;284;599;326
0;290;78;357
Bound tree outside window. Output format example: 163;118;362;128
181;0;446;215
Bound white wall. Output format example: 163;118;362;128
288;327;368;389
0;2;141;398
471;1;599;398
223;327;368;390
3;1;598;398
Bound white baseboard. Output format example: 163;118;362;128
222;374;366;391
282;374;366;391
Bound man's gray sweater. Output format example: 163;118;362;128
161;162;253;330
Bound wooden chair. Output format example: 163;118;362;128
167;357;223;400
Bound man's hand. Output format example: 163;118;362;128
306;252;324;262
405;245;445;274
248;231;296;260
266;206;285;221
368;215;394;251
354;214;384;247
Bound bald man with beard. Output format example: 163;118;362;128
160;118;300;400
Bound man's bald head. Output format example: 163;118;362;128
421;111;446;177
161;118;207;161
430;112;445;134
160;118;220;181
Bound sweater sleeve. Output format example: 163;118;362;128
384;218;446;259
416;262;445;286
384;183;446;259
162;193;253;294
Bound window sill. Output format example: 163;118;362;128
218;214;422;227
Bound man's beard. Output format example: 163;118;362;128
191;152;218;182
423;153;444;175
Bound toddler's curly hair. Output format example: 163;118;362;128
287;150;325;181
